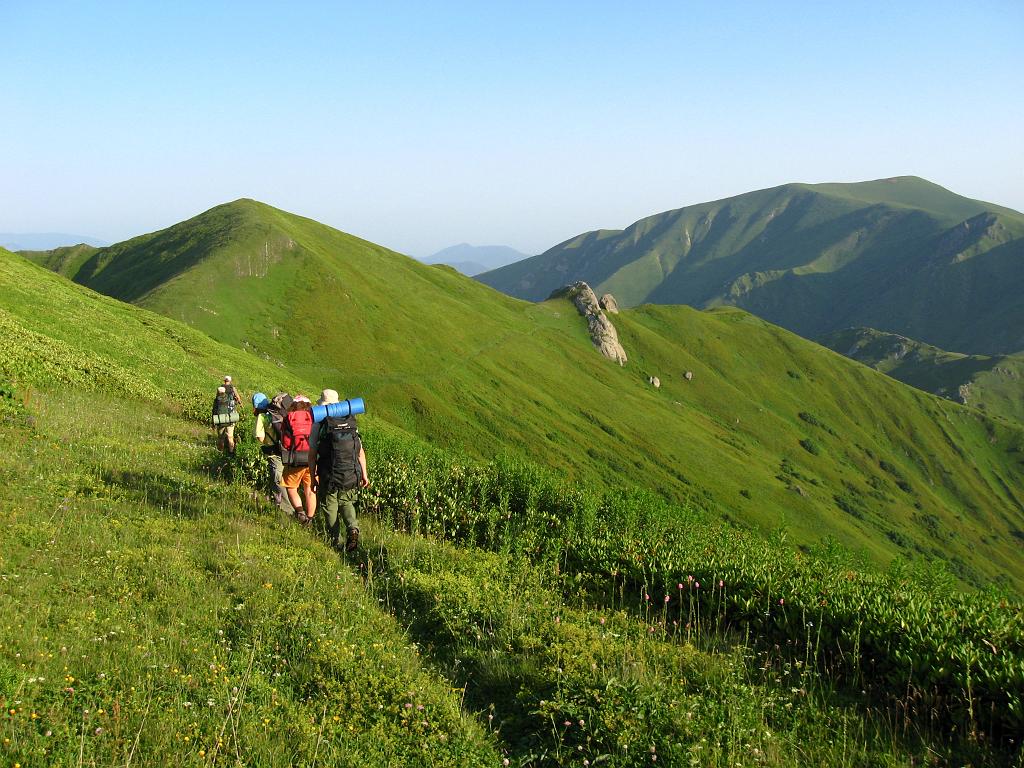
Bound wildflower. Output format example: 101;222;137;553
779;598;785;605
564;720;572;727
599;617;605;625
503;760;510;767
677;583;684;590
719;579;724;587
664;595;670;603
695;581;700;589
687;575;694;583
404;703;413;709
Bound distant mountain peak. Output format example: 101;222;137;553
427;243;530;276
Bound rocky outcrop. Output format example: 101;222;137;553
599;293;620;314
958;383;971;404
553;282;627;365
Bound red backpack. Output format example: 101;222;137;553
280;409;313;466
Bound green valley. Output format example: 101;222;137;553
823;327;1024;425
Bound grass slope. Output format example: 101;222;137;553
15;199;1024;592
478;177;1024;355
824;327;1024;425
2;246;1023;765
19;242;100;279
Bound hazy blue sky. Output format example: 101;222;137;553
2;1;1022;256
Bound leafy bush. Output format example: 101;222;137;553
800;437;822;456
356;431;1024;738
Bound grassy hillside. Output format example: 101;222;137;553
3;241;1023;764
824;327;1024;425
17;199;1024;594
20;242;99;279
478;177;1024;355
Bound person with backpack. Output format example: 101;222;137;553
253;392;293;513
308;388;369;552
211;385;239;455
280;394;317;524
223;375;243;408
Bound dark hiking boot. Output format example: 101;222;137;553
345;527;360;552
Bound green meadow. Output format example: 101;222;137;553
2;224;1023;767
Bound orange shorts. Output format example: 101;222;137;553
282;466;311;489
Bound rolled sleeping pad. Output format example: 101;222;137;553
212;411;240;426
311;397;365;424
252;392;269;411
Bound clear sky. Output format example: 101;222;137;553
2;1;1022;256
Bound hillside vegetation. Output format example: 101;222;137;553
17;200;1024;593
478;177;1024;355
1;248;1022;766
20;242;100;279
824;327;1024;425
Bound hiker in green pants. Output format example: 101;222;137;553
309;388;369;552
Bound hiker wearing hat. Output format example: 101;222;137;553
253;392;294;514
309;388;369;552
211;385;239;455
280;395;317;524
223;375;243;408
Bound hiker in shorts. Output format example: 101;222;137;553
280;395;317;524
211;385;238;455
309;388;369;552
253;392;293;513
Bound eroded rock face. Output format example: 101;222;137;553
560;281;627;365
599;293;620;314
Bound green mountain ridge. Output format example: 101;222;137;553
17;199;1024;592
823;327;1024;425
477;176;1024;355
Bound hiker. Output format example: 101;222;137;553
211;385;238;455
309;388;369;552
253;392;293;513
222;375;243;408
281;395;317;524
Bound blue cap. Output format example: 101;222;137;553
252;392;269;411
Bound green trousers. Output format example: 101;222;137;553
265;454;293;513
317;486;359;548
